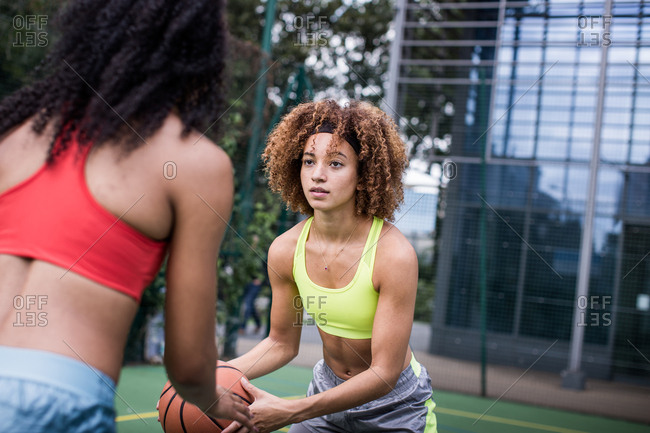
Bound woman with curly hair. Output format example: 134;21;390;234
225;100;438;433
0;1;255;431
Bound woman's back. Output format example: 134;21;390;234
0;114;229;382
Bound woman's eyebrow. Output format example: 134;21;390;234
302;151;348;159
325;151;348;159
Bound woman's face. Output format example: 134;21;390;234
300;133;359;214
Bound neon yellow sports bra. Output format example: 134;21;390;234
293;216;383;339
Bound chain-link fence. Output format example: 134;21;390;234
390;0;650;394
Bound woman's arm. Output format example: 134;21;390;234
229;227;419;432
228;234;303;379
162;136;253;427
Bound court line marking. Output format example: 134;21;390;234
115;411;159;422
116;398;590;433
436;407;589;433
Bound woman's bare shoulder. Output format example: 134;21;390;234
145;114;232;196
375;220;417;267
153;115;229;166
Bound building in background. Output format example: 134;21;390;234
387;0;650;385
395;161;440;264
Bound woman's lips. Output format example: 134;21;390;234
310;187;329;198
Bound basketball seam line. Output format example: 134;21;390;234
179;400;189;433
163;391;178;431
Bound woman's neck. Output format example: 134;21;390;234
311;210;368;243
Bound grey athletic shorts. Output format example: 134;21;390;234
288;353;437;433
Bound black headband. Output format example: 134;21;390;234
310;121;361;154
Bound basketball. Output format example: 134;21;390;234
158;360;253;433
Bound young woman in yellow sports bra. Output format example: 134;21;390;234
225;100;437;433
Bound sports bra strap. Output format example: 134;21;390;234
362;217;383;271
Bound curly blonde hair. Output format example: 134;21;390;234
262;100;408;221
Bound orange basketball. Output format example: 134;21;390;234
158;360;253;433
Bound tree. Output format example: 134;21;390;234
0;1;57;98
228;0;394;103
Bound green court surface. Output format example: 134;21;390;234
115;365;650;433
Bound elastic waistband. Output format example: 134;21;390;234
0;346;115;404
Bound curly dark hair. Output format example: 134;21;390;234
0;0;228;160
262;100;408;221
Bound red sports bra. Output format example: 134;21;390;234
0;136;167;301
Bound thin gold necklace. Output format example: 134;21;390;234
313;219;360;271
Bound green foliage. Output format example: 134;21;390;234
227;0;394;105
414;279;435;323
415;257;436;323
219;194;280;306
123;264;167;364
0;1;58;97
217;191;281;358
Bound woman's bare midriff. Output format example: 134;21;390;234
318;327;411;380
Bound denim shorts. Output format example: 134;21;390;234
0;346;116;433
288;353;438;433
